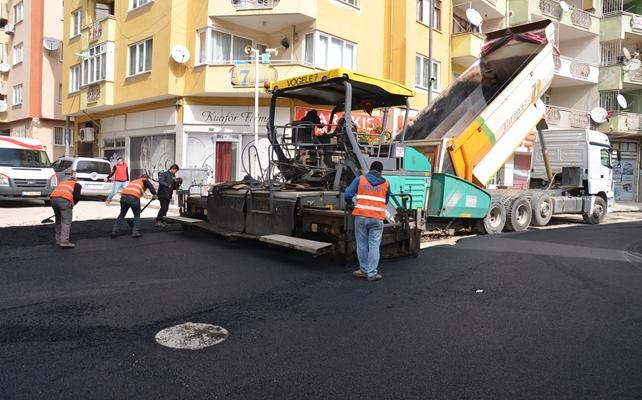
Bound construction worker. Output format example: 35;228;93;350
111;174;157;238
155;164;182;227
344;161;390;281
49;172;82;248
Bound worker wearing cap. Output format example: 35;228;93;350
344;161;390;281
155;164;182;227
49;173;82;248
111;174;157;238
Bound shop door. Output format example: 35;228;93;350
612;141;638;201
214;141;239;183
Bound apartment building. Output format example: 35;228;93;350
0;0;66;161
598;0;642;201
61;0;450;183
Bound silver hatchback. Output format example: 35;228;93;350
52;156;114;198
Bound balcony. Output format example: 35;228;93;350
81;16;117;48
451;32;484;68
601;12;642;42
599;64;642;92
79;81;115;111
189;62;317;96
544;105;591;129
453;0;506;21
600;111;642;136
552;54;598;85
509;0;599;36
211;0;317;33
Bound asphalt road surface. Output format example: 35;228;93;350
1;218;641;400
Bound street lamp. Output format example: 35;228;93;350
244;46;278;178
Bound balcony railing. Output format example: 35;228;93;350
545;105;591;128
538;0;594;29
232;0;280;10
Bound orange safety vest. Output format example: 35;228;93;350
121;178;146;198
352;175;389;220
50;180;76;206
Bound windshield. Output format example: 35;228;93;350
0;148;52;168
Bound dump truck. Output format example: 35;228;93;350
402;19;616;233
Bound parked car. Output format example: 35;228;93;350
51;156;113;198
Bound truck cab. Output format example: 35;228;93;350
0;136;57;204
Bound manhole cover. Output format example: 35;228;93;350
155;322;229;350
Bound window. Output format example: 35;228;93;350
197;28;254;64
128;38;153;76
12;84;22;105
77;160;112;174
11;125;26;137
304;31;356;70
13;43;23;65
70;64;81;93
415;55;440;91
82;43;107;85
71;9;82;37
54;127;66;146
130;0;152;10
337;0;359;6
417;0;441;30
14;2;23;23
600;148;611;168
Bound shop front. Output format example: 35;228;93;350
611;141;639;202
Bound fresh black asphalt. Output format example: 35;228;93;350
1;218;641;399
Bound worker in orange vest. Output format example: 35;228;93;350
111;174;157;238
49;172;82;248
344;161;390;281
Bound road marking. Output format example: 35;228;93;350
155;322;229;350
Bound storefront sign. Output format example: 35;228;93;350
631;16;642;30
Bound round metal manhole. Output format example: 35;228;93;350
155;322;229;350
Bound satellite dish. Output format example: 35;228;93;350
465;8;483;27
42;37;60;51
623;47;632;60
544;24;555;42
559;0;570;12
629;58;641;71
590;107;608;123
617;94;628;109
0;63;10;73
0;100;7;113
170;45;190;64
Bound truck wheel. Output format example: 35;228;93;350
505;196;532;232
582;196;606;224
530;193;553;226
475;200;506;234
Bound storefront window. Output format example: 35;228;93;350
130;135;176;180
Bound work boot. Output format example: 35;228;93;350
154;221;165;228
367;274;383;282
59;241;76;248
110;231;117;238
352;270;367;278
132;232;142;238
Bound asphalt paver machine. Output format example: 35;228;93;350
172;69;431;260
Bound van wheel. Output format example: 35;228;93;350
582;197;606;224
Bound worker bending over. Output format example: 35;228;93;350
344;161;389;281
111;174;157;238
50;172;82;248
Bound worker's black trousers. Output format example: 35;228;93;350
157;198;170;222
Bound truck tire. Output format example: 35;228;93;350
530;193;553;226
474;200;506;234
582;196;607;225
504;196;532;232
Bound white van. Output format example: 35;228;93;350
0;136;57;205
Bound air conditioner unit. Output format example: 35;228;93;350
79;127;95;143
4;24;14;34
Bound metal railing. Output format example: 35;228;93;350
232;0;280;10
544;105;591;128
603;0;623;15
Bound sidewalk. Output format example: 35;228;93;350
613;201;642;212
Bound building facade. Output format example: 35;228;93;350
61;0;450;184
0;0;66;161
